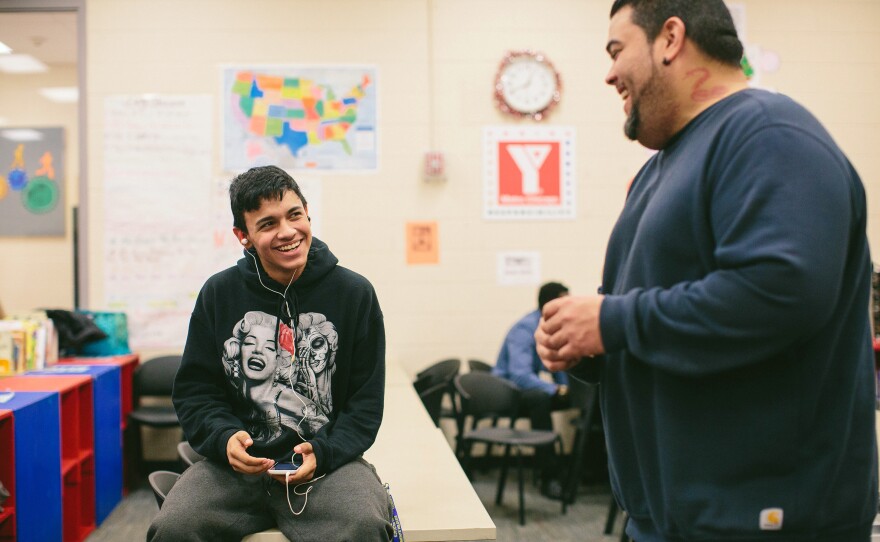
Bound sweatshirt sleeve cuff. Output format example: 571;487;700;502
309;440;326;475
217;428;239;462
599;294;628;353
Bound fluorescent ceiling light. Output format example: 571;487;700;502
1;129;44;142
0;41;11;54
0;54;48;74
39;86;78;103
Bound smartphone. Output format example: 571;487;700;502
268;462;301;475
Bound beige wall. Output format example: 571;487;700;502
0;64;78;312
5;0;878;376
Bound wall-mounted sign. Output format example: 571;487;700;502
483;126;576;221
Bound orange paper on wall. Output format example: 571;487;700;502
406;221;439;265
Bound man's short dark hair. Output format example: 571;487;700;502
539;282;569;310
610;0;743;67
229;165;307;232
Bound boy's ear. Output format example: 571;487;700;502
233;227;248;246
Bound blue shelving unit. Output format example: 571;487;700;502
29;365;122;525
0;390;62;542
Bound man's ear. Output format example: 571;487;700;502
656;16;686;65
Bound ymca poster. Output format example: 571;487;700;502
483;126;576;220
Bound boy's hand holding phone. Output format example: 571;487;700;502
269;442;317;484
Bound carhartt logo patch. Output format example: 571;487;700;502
759;508;783;530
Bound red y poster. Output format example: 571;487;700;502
484;126;575;220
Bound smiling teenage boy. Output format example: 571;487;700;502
148;165;393;541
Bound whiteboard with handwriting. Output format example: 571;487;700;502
103;95;225;350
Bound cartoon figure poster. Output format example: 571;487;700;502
0;127;65;236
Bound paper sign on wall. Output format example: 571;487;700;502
497;251;541;286
484;126;576;221
406;221;439;265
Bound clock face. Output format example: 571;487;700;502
495;51;561;121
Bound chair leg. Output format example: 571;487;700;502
517;448;526;526
605;496;619;534
462;440;475;480
495;444;511;505
486;417;500;459
563;426;586;514
125;421;144;485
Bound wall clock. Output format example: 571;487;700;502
494;50;561;121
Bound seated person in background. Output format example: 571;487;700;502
148;166;392;541
493;281;571;499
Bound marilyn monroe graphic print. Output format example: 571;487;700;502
222;310;337;446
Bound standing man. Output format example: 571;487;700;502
536;1;878;540
493;281;571;498
149;166;392;541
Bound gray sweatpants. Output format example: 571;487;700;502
147;457;393;542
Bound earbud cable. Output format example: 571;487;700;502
284;471;326;516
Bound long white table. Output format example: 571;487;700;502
243;363;495;542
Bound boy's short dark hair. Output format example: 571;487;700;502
610;0;743;67
539;282;569;310
229;165;307;232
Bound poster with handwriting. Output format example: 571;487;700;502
103;95;213;350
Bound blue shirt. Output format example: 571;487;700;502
493;309;568;395
589;89;877;540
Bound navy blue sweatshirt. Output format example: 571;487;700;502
583;89;877;541
173;238;385;476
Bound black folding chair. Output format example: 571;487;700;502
127;355;182;479
414;357;461;425
455;372;562;526
148;470;180;509
562;378;600;512
177;440;206;468
414;377;448;427
467;359;493;373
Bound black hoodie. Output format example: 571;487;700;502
173;238;385;476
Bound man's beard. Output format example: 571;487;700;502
624;103;640;141
622;63;662;143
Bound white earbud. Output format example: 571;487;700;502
240;238;248;246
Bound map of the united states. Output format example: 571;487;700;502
230;70;371;158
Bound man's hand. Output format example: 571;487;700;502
270;442;317;485
226;430;273;474
536;294;606;371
